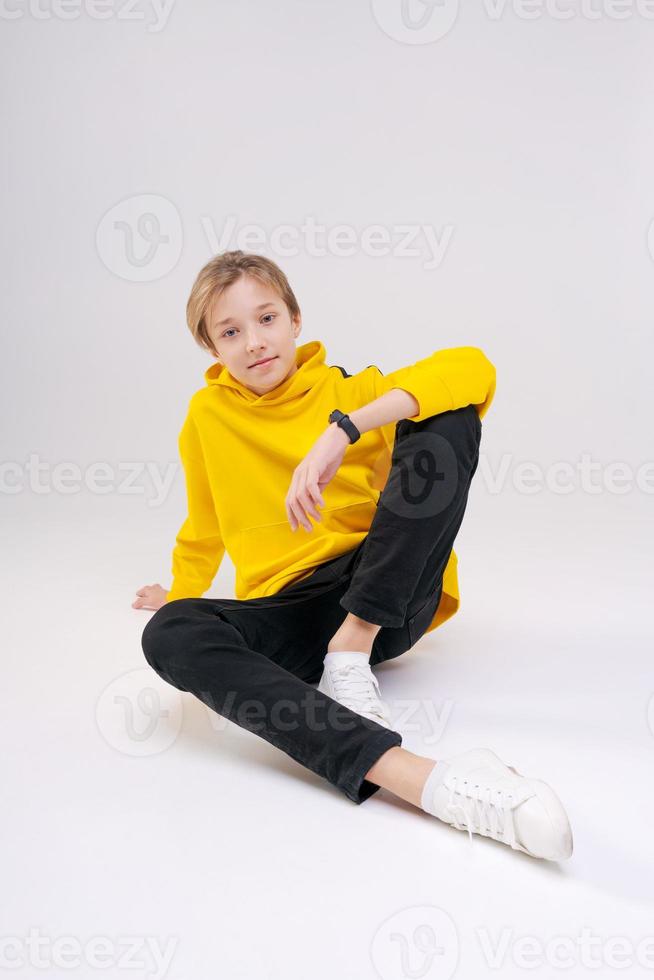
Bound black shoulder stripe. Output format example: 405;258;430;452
332;364;385;378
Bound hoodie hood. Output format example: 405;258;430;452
203;339;329;407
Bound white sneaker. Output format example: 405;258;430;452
318;653;393;729
422;747;573;861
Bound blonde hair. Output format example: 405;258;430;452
186;250;301;355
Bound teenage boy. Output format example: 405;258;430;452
134;250;573;862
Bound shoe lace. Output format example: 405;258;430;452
445;776;515;846
329;663;389;722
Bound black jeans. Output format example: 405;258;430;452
141;405;482;804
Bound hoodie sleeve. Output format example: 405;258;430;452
359;346;497;422
166;409;225;602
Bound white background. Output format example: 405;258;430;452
2;1;653;978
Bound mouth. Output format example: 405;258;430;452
248;356;278;368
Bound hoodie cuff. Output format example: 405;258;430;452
166;580;204;603
400;375;454;423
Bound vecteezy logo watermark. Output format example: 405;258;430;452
96;206;454;276
371;0;654;44
198;688;393;736
475;926;654;970
0;0;175;31
383;697;454;744
203;693;455;745
201;214;454;271
370;905;459;980
95;668;183;756
2;451;653;504
380;431;460;521
375;438;654;519
0;455;178;507
371;0;461;44
0;930;178;978
478;453;654;495
96;194;183;281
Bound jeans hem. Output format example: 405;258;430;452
341;728;403;804
339;595;404;630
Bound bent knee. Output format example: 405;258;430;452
141;598;198;671
421;403;481;452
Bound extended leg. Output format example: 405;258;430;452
141;597;402;804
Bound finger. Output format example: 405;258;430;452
289;500;307;531
297;487;320;524
288;471;310;531
286;489;301;531
307;474;325;516
295;474;315;530
286;473;299;529
290;495;312;531
312;485;325;509
285;489;298;530
298;470;321;522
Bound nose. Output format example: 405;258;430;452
246;333;267;352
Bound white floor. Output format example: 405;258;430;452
4;491;653;980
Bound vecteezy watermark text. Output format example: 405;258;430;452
476;926;654;970
203;691;455;745
0;929;178;978
371;0;654;46
0;0;175;31
2;452;654;504
201;214;453;271
1;456;177;506
95;195;454;281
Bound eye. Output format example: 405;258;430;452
222;314;275;338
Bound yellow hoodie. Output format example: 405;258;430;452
167;340;496;635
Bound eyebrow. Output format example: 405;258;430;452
213;302;278;329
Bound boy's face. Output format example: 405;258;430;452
206;275;302;395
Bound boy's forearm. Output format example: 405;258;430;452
346;388;420;437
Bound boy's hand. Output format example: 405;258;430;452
132;583;168;610
285;424;350;532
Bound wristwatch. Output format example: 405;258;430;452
328;409;361;444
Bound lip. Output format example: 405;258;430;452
248;356;277;368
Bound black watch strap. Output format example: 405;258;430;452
328;409;361;444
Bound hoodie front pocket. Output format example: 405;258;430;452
239;498;376;591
